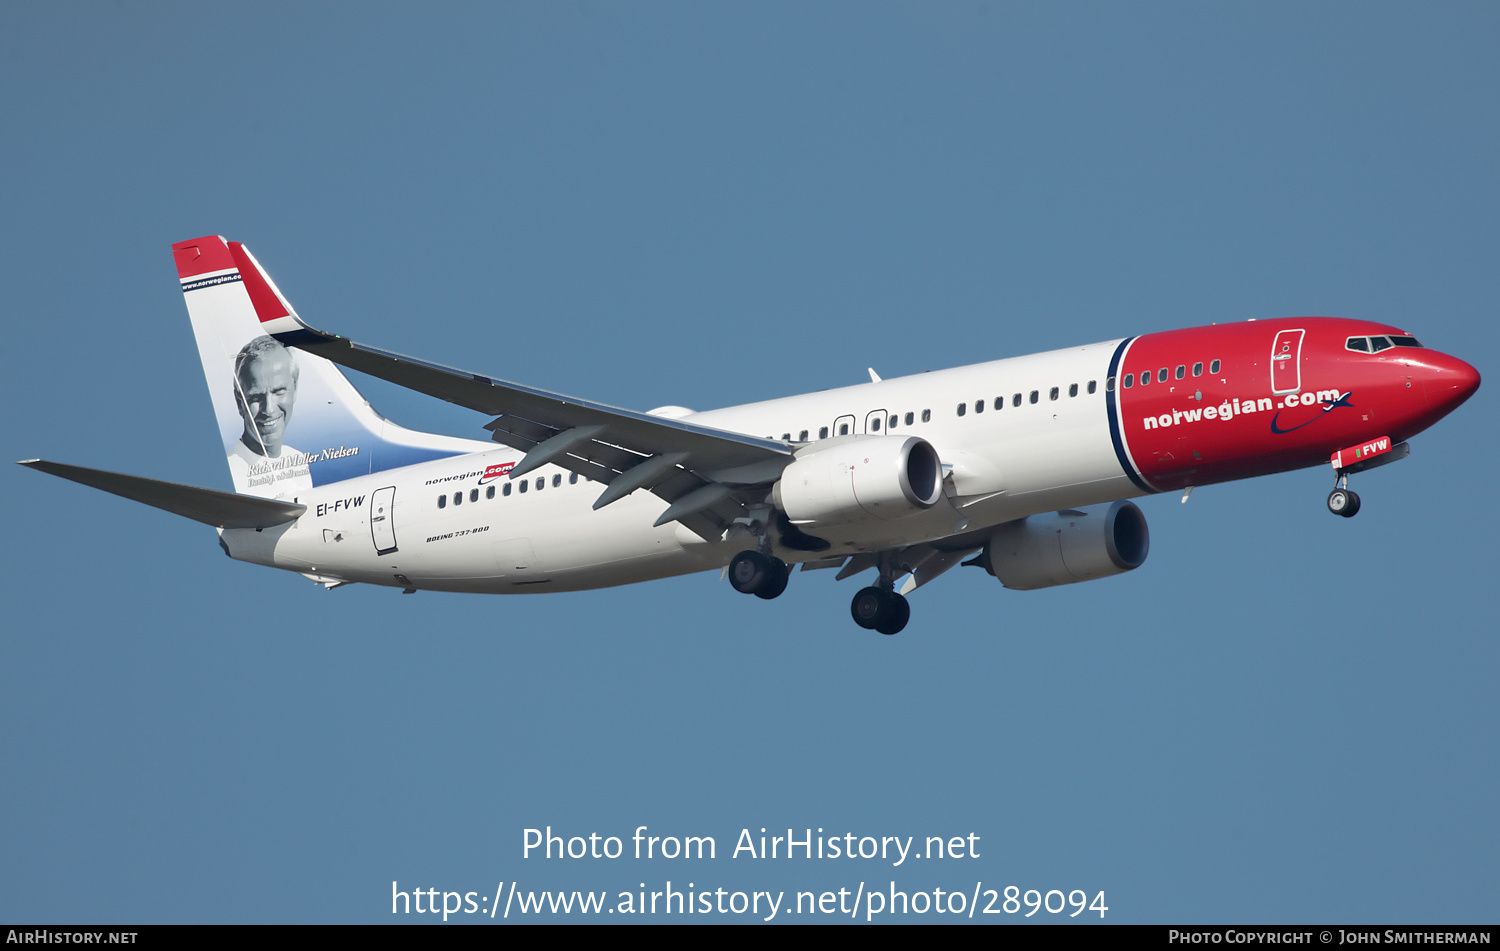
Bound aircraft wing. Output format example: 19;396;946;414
228;243;791;539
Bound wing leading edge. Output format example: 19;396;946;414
228;242;792;540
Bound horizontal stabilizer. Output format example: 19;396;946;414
18;460;306;529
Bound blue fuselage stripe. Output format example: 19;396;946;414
1106;336;1155;494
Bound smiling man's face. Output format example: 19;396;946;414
235;347;297;457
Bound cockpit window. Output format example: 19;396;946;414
1348;335;1422;352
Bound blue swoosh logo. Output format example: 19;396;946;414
1270;391;1353;435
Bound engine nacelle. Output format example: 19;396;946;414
772;436;944;526
976;500;1149;590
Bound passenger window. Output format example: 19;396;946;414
535;477;544;491
956;403;966;417
469;488;478;503
1029;390;1039;404
1175;365;1185;380
503;482;512;496
1139;371;1148;387
486;485;495;499
903;414;913;427
799;429;809;441
1069;383;1078;397
994;397;1003;411
1049;387;1059;401
553;474;561;487
819;426;829;439
1192;362;1203;376
569;473;579;484
438;495;447;509
1012;393;1021;407
1088;380;1097;394
1210;359;1221;374
889;415;897;429
453;492;462;506
1158;367;1168;383
782;432;790;440
1106;377;1115;392
974;399;983;413
871;418;882;431
838;422;850;435
519;480;527;493
921;409;931;422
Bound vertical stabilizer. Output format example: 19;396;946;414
172;236;487;499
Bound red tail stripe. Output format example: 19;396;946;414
227;242;289;324
170;236;235;279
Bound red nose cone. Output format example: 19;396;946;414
1428;353;1481;413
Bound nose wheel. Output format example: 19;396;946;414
1327;488;1361;517
1327;469;1361;518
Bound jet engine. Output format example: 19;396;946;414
772;436;944;526
974;500;1149;590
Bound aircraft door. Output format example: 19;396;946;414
833;414;856;437
1271;329;1305;394
864;409;888;434
370;486;398;555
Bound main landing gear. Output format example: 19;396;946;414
851;586;910;636
1327;472;1361;518
728;549;790;600
726;520;912;634
848;549;910;635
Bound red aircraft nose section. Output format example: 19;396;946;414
1425;352;1481;412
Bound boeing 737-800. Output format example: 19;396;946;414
20;236;1481;634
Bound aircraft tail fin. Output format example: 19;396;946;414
171;237;486;500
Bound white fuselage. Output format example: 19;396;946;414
222;340;1139;592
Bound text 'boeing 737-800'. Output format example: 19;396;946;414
20;236;1480;634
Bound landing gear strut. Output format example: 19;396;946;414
1327;472;1361;518
848;550;911;635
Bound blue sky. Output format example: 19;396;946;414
2;2;1496;924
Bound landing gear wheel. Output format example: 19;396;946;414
850;587;910;634
874;593;910;636
754;557;789;600
729;550;771;594
1327;488;1361;518
851;587;885;629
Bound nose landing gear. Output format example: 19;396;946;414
1327;486;1361;517
1327;471;1361;518
1324;437;1409;518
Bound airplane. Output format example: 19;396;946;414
19;236;1481;635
